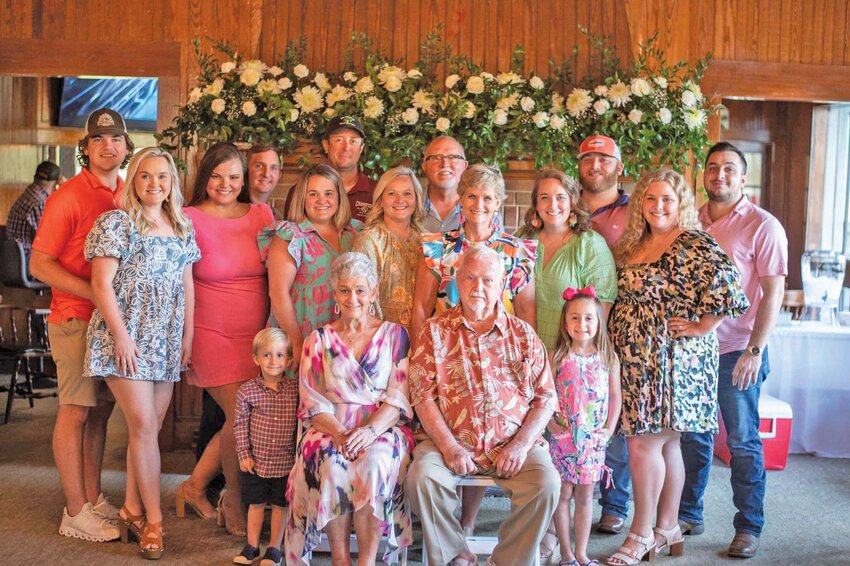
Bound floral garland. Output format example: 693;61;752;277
158;33;719;176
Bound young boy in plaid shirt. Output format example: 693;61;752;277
232;328;298;566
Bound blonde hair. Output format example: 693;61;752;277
364;167;426;232
288;163;351;230
552;295;619;375
458;164;506;201
517;168;591;237
118;147;193;238
253;327;292;357
613;168;700;265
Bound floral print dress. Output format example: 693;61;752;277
421;226;537;314
83;210;200;381
549;351;612;485
285;322;414;566
610;230;749;436
257;218;361;339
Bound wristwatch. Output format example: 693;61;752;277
746;345;762;356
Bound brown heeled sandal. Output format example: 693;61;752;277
216;488;247;537
118;506;145;543
653;525;684;556
175;480;215;519
139;519;163;560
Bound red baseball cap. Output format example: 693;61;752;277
577;134;622;162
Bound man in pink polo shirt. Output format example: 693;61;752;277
679;142;788;559
31;108;133;542
577;134;632;536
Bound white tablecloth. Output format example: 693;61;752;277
767;323;850;458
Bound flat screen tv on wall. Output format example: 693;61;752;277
58;77;158;132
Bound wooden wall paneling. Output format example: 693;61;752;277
806;106;829;250
843;0;850;65
763;0;781;61
812;0;825;65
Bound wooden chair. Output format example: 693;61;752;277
782;289;805;320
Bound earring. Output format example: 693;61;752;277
334;304;340;315
531;212;542;229
369;303;376;317
568;212;577;229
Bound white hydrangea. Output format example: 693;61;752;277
445;74;460;89
607;81;631;107
294;86;323;113
493;109;509;125
293;64;309;78
529;76;545;90
628;109;643;124
354;76;374;93
532;111;549;128
520;96;536;112
566;88;592;118
593;99;610;115
466;76;485;94
363;96;385;119
435;117;451;132
657;108;673;124
211;98;225;114
241;101;257;117
402;107;419;125
630;78;653;97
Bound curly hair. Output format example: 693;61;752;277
516;168;591;237
363;167;426;232
613;168;701;265
76;134;135;169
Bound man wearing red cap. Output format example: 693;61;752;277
31;108;133;542
577;134;632;536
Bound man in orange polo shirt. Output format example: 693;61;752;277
31;108;134;542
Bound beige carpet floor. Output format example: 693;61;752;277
1;392;848;565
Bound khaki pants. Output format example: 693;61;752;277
406;439;560;566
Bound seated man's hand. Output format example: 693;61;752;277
493;440;528;478
443;443;478;476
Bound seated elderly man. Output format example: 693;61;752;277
406;246;560;566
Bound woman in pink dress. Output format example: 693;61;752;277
175;143;274;536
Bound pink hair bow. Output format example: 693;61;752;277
562;285;598;301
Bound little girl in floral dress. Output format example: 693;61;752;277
548;285;622;566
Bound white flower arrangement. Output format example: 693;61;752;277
158;34;719;175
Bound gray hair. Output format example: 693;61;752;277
457;246;503;278
330;252;378;291
457;164;506;201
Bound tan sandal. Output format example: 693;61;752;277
653;525;684;556
139;519;163;560
540;521;561;566
175;480;215;519
604;532;656;566
117;506;145;543
216;488;247;537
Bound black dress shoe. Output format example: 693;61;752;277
596;513;625;534
728;532;759;558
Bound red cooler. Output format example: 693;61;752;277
714;393;793;471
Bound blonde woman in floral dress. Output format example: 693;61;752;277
285;252;413;566
353;167;425;333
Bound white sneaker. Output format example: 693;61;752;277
59;502;120;542
92;493;119;524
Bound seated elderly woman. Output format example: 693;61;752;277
285;252;414;566
406;246;561;566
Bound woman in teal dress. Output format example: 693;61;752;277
516;169;617;351
259;164;362;370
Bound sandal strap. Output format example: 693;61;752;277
120;505;144;523
141;520;163;548
653;525;682;546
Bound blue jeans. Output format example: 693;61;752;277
599;434;631;519
680;349;769;536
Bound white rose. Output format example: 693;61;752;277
204;78;224;96
188;87;202;104
402;107;419;125
594;85;608;97
289;108;300;122
463;101;476;119
211;98;225;114
268;66;283;77
220;61;236;73
654;76;668;89
529;76;545;90
466;76;485;94
407;68;423;79
240;68;262;87
363;96;385;119
681;90;697;108
343;71;358;83
314;72;331;91
593;99;610;115
293;64;309;78
277;77;293;90
445;74;460;89
549;114;566;130
493;109;509;126
241;100;257;117
630;78;652;97
435;117;451;132
520;96;536;112
384;75;403;92
657;108;673;124
628;109;643;124
354;76;374;93
532;111;549;128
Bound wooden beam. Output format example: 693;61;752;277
703;59;850;103
0;39;180;77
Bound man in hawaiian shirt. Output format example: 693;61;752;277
406;245;560;566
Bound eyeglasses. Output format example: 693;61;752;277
423;154;467;164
